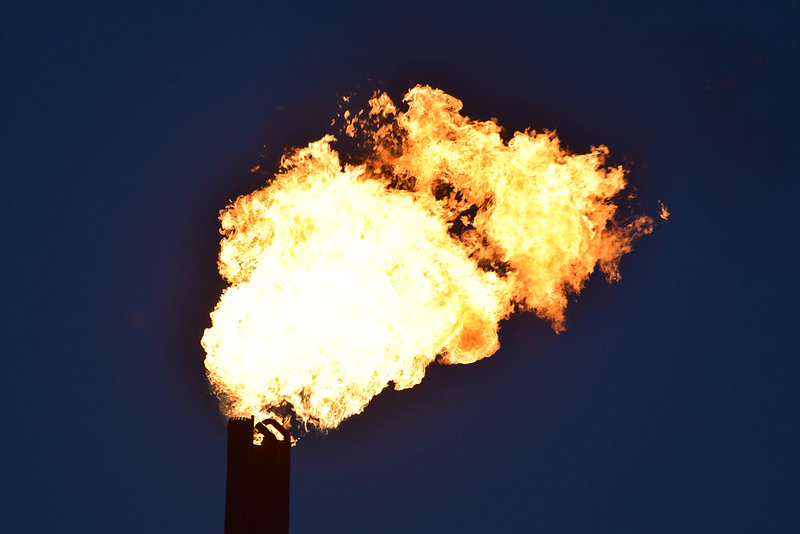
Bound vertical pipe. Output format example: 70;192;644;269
224;416;291;534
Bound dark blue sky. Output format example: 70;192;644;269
3;1;798;532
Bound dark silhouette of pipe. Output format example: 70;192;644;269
224;416;290;534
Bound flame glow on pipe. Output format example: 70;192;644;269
201;86;653;434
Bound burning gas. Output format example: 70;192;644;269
202;86;653;434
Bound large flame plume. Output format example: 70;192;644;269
202;86;653;434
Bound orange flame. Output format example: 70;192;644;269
659;200;670;220
201;86;653;434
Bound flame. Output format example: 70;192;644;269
659;200;670;220
202;86;653;434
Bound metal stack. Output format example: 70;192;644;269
224;416;290;534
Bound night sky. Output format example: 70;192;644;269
3;2;799;532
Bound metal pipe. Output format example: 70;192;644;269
224;416;290;534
